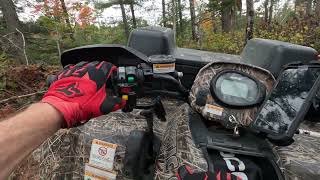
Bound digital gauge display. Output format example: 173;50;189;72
211;71;266;107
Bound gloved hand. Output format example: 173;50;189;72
42;61;125;128
176;166;240;180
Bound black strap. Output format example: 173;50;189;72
188;107;215;173
187;106;284;180
188;107;209;146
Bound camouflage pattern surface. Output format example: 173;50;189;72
190;61;275;127
40;109;151;180
154;103;207;180
276;122;320;180
11;98;184;180
11;102;320;180
11;62;320;180
154;102;320;180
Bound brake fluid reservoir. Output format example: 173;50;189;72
149;55;176;74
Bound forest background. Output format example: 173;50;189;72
0;0;320;106
0;0;319;66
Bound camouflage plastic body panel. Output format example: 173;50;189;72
189;61;276;127
154;103;207;180
11;99;184;180
39;109;150;180
12;101;320;180
153;103;320;180
276;122;320;180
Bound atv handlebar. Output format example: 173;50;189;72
47;62;189;113
112;63;188;112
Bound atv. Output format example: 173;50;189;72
44;26;319;180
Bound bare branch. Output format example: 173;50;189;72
0;91;46;104
3;32;16;38
16;28;29;65
1;34;22;51
55;26;62;57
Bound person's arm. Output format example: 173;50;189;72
0;61;125;179
0;103;62;179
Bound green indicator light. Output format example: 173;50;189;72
128;76;135;83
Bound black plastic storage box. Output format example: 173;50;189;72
128;26;175;56
128;27;241;89
241;38;318;77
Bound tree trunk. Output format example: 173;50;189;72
245;0;254;43
264;0;269;24
177;0;183;33
221;0;232;33
119;0;130;39
316;0;320;19
162;0;167;27
208;0;217;32
0;0;21;31
129;2;137;29
295;0;303;13
221;11;231;33
211;10;217;33
268;0;274;30
0;0;24;63
59;0;74;39
230;8;235;31
172;0;177;40
306;0;313;16
189;0;197;40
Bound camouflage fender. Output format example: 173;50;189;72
189;61;275;127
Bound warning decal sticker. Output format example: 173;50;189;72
153;63;175;73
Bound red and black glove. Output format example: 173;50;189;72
176;166;241;180
42;61;125;128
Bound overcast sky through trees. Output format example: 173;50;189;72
19;0;293;25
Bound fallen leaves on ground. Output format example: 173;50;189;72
0;64;60;119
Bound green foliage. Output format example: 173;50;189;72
20;16;320;66
37;16;58;32
95;0;118;10
203;31;244;54
25;17;128;65
0;52;11;89
178;29;244;54
70;25;127;46
208;0;242;15
255;16;320;52
2;0;319;66
178;14;320;55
